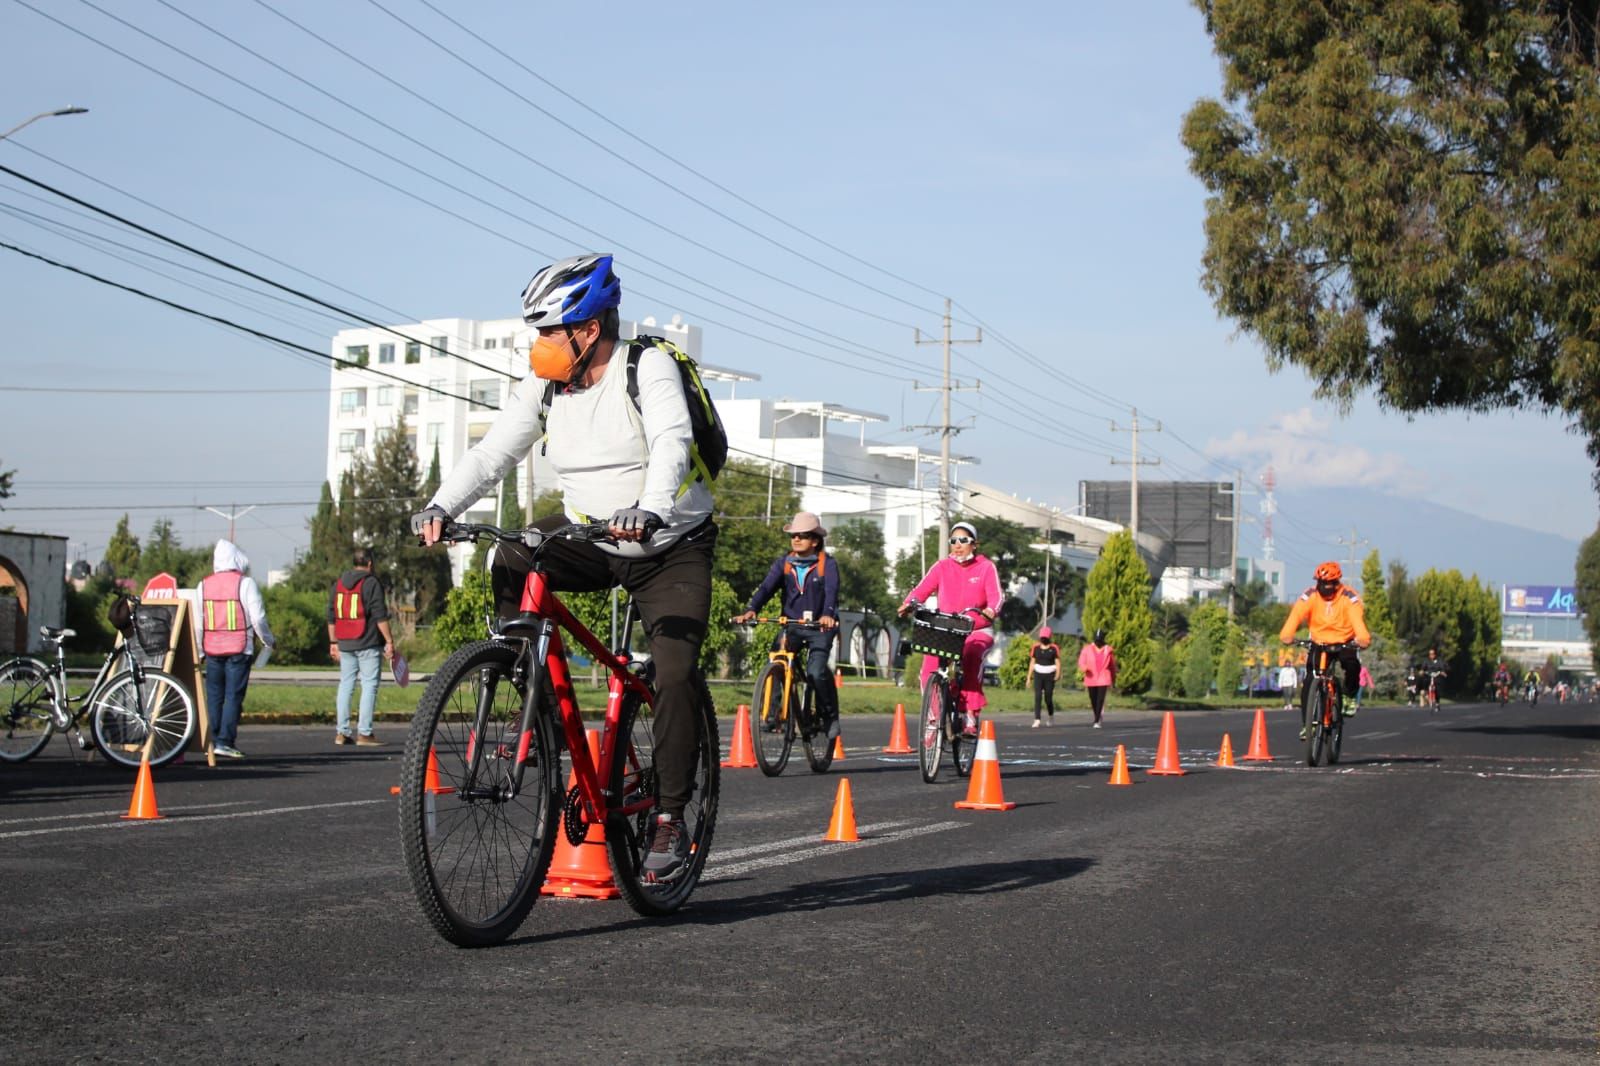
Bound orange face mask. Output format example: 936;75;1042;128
529;332;581;382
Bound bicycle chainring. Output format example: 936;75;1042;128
563;785;587;847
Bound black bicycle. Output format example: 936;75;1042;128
903;605;978;783
1298;639;1357;767
739;617;834;776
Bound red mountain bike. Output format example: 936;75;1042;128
398;520;719;947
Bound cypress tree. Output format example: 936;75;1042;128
1360;549;1396;639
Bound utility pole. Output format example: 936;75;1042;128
913;298;981;548
1335;526;1370;574
1110;407;1161;542
203;504;257;543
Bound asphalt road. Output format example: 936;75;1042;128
2;698;1596;1064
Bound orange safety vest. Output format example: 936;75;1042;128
201;570;248;656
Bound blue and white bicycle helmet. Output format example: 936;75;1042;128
519;253;621;328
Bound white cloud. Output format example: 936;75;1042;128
1206;408;1424;492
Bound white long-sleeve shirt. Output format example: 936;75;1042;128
429;342;712;557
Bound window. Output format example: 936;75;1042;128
428;379;445;402
376;386;393;406
469;379;500;410
338;388;366;414
403;390;419;416
430;335;448;357
337;429;365;453
343;344;369;367
405;431;417;454
426;422;442;447
503;335;515;350
405;341;421;364
467;423;491;448
483;337;497;350
378;343;395;364
896;515;914;537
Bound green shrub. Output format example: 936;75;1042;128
262;586;331;665
435;569;494;653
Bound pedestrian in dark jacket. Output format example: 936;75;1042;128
327;546;395;746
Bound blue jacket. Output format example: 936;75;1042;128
747;553;839;622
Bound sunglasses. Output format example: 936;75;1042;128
948;536;975;545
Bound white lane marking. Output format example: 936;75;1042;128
712;822;911;862
0;801;257;827
1352;730;1401;740
0;798;388;840
705;821;968;881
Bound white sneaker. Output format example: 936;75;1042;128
1031;719;1041;729
1092;721;1102;729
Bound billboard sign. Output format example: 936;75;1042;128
1079;480;1232;569
1503;585;1578;616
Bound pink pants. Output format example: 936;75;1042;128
919;630;994;711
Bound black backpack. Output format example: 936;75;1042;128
541;335;728;487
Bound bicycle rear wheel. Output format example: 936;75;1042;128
606;674;719;917
0;657;58;763
1304;684;1326;767
752;661;794;777
90;669;196;768
399;640;559;948
801;683;834;774
919;676;946;783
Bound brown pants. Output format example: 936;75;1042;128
491;517;717;816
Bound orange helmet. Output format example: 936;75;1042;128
1314;561;1342;582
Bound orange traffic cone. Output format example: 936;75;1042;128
882;703;913;754
1216;733;1235;768
122;757;163;820
1108;743;1133;786
722;704;758;768
832;734;847;760
835;668;843;688
1242;708;1274;761
543;729;620;899
955;720;1017;811
392;745;454;796
1148;711;1187;776
824;777;859;842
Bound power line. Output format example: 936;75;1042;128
0;240;492;408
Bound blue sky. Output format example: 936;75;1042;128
2;0;1595;579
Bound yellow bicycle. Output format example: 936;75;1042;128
739;617;835;776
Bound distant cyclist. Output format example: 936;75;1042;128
1278;561;1371;739
1492;662;1512;703
1523;668;1541;705
732;510;841;740
413;253;715;884
1419;647;1448;709
899;521;1002;737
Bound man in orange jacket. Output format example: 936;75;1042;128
1279;561;1372;739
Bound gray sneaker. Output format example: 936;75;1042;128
212;744;245;759
641;813;688;884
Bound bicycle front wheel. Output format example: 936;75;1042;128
606;674;720;917
90;669;196;768
1304;684;1326;767
0;657;58;762
952;713;975;778
752;661;793;777
399;640;559;948
1326;705;1345;765
919;677;946;783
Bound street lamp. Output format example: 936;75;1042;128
0;107;88;143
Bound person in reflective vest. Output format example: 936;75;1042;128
198;539;274;759
326;546;394;746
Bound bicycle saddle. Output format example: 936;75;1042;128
39;626;76;641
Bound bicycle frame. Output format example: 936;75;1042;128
459;568;654;829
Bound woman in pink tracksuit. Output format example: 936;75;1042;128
1078;628;1117;727
899;521;1002;736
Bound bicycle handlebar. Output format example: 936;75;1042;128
430;517;643;549
730;616;827;629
